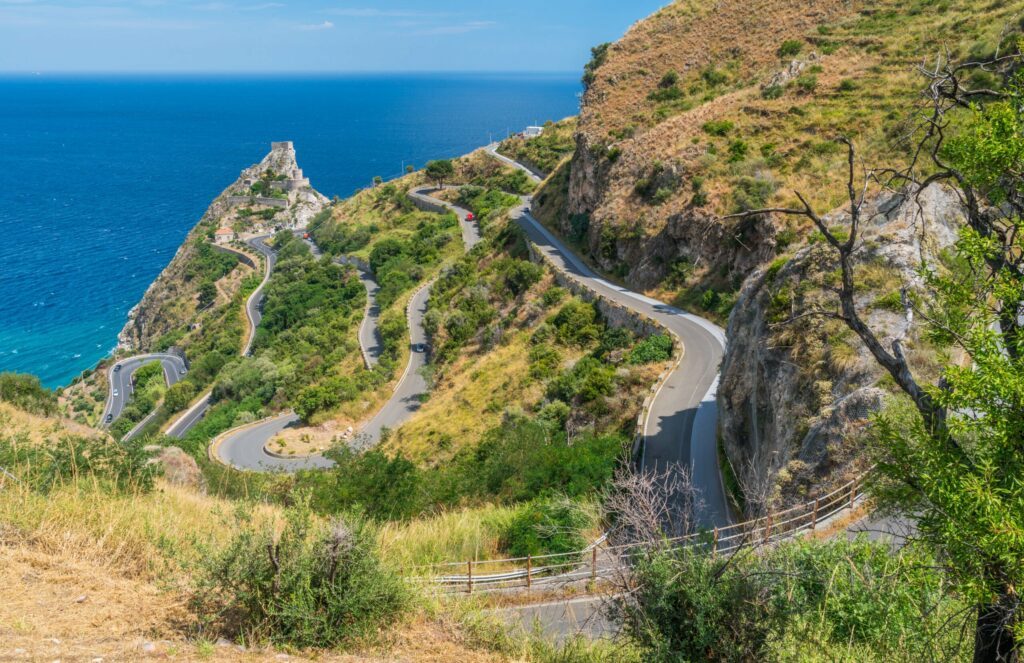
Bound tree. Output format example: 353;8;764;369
163;380;196;413
197;281;217;309
424;159;455;189
372;175;383;187
730;52;1024;661
405;164;415;174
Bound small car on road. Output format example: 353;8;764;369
105;414;113;423
113;364;121;373
112;389;119;397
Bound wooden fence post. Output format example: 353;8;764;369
713;527;719;557
811;498;819;530
763;515;773;545
849;482;856;509
467;560;473;595
591;547;598;583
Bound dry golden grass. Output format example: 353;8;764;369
0;402;103;445
0;472;522;660
378;504;521;570
0;541;508;661
385;331;544;464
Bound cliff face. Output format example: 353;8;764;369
527;0;1022;506
558;0;855;291
119;143;327;352
717;185;964;509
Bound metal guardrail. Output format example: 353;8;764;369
414;474;869;595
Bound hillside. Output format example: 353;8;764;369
531;0;1024;509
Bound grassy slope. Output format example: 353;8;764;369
0;400;530;659
546;0;1024;298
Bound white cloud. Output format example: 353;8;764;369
296;19;333;30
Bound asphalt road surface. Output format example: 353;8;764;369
213;191;464;470
101;353;187;428
408;186;483;249
242;235;276;357
487;144;730;528
164;235;274;440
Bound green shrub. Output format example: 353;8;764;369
0;432;158;493
0;372;58;416
195;500;409;648
777;39;804;58
872;290;905;312
542;287;567;307
728;139;750;162
552;300;602;347
569;213;590;243
658;70;679;88
701;67;728;87
548;357;616;403
621;539;961;662
701;119;734;136
529;344;562;380
765;257;789;281
731;175;779;212
628;334;674;364
582;42;611;88
775;228;797;249
495;259;543;296
795;73;818;93
652;187;674;205
838;78;858;92
502;498;590;559
700;289;721;311
648;85;684;102
761;84;784;100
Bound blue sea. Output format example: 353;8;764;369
0;74;580;388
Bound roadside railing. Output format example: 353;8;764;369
412;473;869;595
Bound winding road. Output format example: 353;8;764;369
105;146;729;533
487;144;730;528
101;353;187;428
211;191;479;470
163;235;275;439
211;146;729;533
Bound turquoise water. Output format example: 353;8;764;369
0;74;580;387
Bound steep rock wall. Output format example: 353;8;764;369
717;185;963;509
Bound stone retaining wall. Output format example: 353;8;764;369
524;238;684;462
226;195;289;209
407;189;450;215
336;254;372;273
210;243;257;270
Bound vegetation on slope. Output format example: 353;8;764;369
497;118;578;175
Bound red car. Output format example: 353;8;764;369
466;212;475;221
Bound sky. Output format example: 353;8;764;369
0;0;669;73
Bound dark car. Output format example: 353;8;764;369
105;414;113;423
113;364;121;373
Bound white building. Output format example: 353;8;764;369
214;227;236;244
523;126;544;138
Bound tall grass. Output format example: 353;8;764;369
0;478;279;579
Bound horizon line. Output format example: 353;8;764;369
0;69;581;77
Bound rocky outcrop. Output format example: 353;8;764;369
119;143;327;351
562;134;777;290
717;185;964;510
